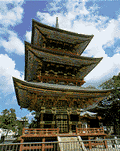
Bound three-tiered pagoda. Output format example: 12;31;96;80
13;18;113;134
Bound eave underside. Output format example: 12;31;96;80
25;42;102;82
13;77;112;112
31;19;94;55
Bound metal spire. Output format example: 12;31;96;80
56;17;59;28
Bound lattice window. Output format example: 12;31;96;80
56;114;68;133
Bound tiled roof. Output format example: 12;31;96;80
26;41;102;60
80;111;97;117
13;77;113;111
25;42;102;81
13;77;113;93
31;19;94;55
25;42;101;66
84;102;111;112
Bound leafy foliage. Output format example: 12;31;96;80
16;116;29;136
99;73;120;134
99;73;120;102
0;108;29;137
29;112;40;128
0;108;17;136
99;72;120;89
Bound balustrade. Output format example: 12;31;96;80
22;127;105;138
22;128;59;136
1;137;119;151
76;127;105;135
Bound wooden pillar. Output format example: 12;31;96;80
51;114;55;128
68;114;71;132
40;113;44;128
68;98;72;108
41;113;43;121
88;137;92;149
42;138;45;151
104;136;108;148
19;138;24;151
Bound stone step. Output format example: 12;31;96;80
57;136;84;151
60;136;78;142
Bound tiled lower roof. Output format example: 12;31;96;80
13;77;113;93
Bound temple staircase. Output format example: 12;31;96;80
57;136;87;151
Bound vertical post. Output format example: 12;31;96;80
22;127;25;135
52;114;55;128
40;113;44;128
102;126;104;133
19;129;25;150
42;138;45;151
68;114;71;133
19;138;24;151
104;136;108;148
57;127;59;134
76;127;78;134
88;137;92;149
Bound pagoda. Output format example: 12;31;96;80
13;18;113;134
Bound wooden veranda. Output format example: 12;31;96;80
20;127;108;150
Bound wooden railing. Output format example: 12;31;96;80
2;138;120;151
21;127;105;137
76;127;105;136
22;128;59;136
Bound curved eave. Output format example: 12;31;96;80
31;19;93;42
13;77;113;110
26;41;101;60
31;19;94;55
25;42;102;80
25;42;102;67
78;58;102;79
13;77;113;95
86;105;110;113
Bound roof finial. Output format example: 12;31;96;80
56;17;59;28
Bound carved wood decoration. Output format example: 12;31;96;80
25;42;102;84
56;99;69;109
36;58;43;78
14;78;110;112
35;59;86;85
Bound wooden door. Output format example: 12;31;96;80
56;114;69;133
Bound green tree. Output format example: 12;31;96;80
99;73;120;96
99;73;120;134
99;73;120;107
29;112;40;128
20;116;29;127
0;109;29;138
0;108;17;138
16;116;29;136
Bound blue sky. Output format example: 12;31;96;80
0;0;120;121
